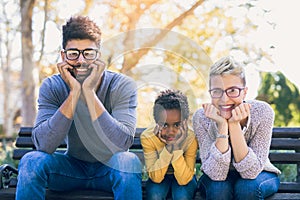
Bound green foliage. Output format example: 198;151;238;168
257;72;300;126
0;141;18;168
0;125;3;137
275;164;297;182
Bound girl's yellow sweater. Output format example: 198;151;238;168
140;124;198;185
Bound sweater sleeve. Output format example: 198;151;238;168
233;101;275;179
32;76;72;153
94;75;137;151
141;126;172;183
172;135;198;185
192;109;231;181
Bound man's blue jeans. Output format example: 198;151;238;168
16;151;142;200
146;174;197;200
198;170;280;200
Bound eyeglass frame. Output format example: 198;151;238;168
208;86;245;99
63;48;99;60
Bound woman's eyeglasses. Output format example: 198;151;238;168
209;87;245;98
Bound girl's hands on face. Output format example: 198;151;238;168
172;119;188;150
154;124;167;144
155;120;188;152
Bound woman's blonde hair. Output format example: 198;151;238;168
209;56;246;86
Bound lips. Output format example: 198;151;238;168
219;104;235;111
219;104;234;119
76;68;89;75
166;137;176;141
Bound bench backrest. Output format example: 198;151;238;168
13;127;300;160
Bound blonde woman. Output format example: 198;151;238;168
193;56;280;200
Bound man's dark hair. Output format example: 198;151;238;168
153;89;189;122
62;16;102;49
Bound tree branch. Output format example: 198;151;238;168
121;0;204;73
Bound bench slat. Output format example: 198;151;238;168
14;136;143;149
278;182;300;193
267;193;300;200
270;138;300;150
18;127;300;137
18;127;35;136
13;149;66;160
272;127;300;138
269;152;300;163
15;138;300;150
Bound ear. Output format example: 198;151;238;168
243;87;248;97
60;50;65;61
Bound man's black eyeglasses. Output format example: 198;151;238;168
209;87;245;98
63;48;98;60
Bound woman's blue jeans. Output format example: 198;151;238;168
16;151;142;200
146;174;197;200
198;170;280;200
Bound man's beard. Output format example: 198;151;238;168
69;63;92;84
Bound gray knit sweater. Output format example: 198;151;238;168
192;100;280;181
32;70;137;163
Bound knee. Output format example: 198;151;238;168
146;183;167;200
173;187;196;200
147;193;166;200
19;151;50;171
234;179;258;198
108;151;142;173
235;175;280;199
198;178;232;199
18;151;52;183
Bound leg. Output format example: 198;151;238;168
16;151;92;200
105;151;142;200
198;173;233;200
172;175;197;200
234;171;280;200
146;176;171;200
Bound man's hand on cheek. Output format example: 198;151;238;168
82;59;106;91
57;61;81;91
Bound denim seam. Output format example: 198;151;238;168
257;176;279;199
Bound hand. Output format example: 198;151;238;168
82;59;106;92
154;124;167;144
57;61;81;92
154;121;188;152
228;102;251;123
172;120;188;151
203;103;226;124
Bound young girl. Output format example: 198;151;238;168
141;89;198;200
193;56;280;200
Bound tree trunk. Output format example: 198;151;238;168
3;41;15;138
20;0;36;126
0;4;19;138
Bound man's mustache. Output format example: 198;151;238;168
69;63;90;68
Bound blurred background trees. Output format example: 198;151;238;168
0;0;299;182
0;0;299;135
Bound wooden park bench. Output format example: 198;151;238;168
1;127;300;199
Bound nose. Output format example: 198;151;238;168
220;91;230;102
167;125;177;134
77;53;85;63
